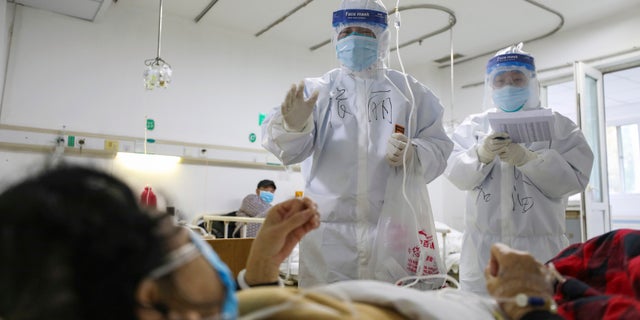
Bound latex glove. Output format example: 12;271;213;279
499;143;537;167
485;243;555;320
477;132;511;164
281;82;319;132
386;133;414;167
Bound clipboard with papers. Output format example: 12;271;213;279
487;109;554;143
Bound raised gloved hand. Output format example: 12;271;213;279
281;81;319;132
477;132;511;164
499;143;537;167
386;133;414;167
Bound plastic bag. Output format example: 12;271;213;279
369;156;445;289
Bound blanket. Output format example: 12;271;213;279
237;280;498;319
550;228;640;320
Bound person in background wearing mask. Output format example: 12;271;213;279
262;0;453;287
233;179;277;238
445;43;594;295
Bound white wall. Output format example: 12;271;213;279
1;3;333;145
0;2;328;222
0;149;305;222
411;4;640;231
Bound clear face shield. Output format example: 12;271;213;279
332;6;389;73
483;53;541;112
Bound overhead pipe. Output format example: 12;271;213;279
255;0;314;37
439;0;564;68
194;0;221;23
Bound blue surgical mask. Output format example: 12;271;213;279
492;86;529;112
189;232;238;320
336;35;378;72
259;191;274;204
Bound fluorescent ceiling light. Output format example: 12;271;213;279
116;152;181;172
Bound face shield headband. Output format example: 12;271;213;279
332;9;388;29
486;53;535;76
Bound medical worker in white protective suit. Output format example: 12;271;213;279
445;43;594;295
261;0;453;287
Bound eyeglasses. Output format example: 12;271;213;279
337;26;376;40
492;70;529;89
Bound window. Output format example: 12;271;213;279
544;65;640;231
606;126;621;194
607;124;640;194
545;67;640;195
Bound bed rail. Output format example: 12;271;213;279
201;213;451;264
201;214;265;238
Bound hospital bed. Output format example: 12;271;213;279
200;214;264;238
196;214;298;283
194;213;463;284
181;218;257;277
206;238;254;277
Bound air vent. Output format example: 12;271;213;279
434;53;464;64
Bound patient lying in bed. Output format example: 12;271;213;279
242;229;640;320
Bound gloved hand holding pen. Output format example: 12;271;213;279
499;142;538;167
477;132;511;164
281;81;320;132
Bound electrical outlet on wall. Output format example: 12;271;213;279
104;140;119;152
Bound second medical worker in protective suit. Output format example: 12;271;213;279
445;43;594;295
262;0;453;287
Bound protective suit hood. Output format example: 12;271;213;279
482;43;541;112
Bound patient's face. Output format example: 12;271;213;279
137;216;226;320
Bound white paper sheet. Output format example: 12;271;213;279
488;109;553;143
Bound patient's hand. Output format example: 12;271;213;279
484;243;554;320
244;197;320;286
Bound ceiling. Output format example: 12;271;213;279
13;0;640;69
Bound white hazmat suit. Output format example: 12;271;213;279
262;0;453;287
445;44;594;295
